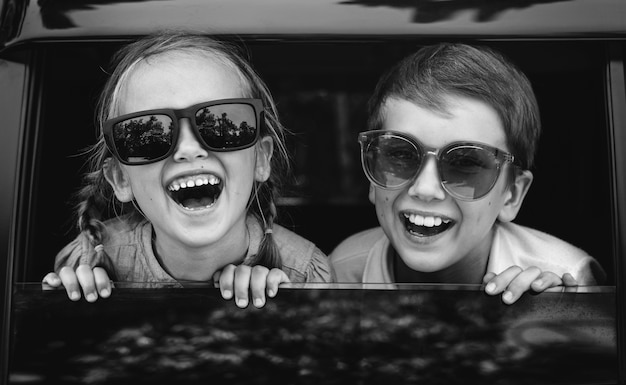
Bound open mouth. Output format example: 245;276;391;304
403;213;453;237
167;174;223;210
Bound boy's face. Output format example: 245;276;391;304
370;95;524;275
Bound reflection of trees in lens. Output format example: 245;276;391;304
113;115;171;160
197;106;256;149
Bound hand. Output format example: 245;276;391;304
483;266;578;305
41;265;112;302
213;264;290;309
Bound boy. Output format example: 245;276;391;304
329;43;605;304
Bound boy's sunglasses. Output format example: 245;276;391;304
359;130;517;201
103;98;263;165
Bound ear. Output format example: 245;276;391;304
103;158;134;203
254;136;274;182
497;169;533;223
368;183;376;205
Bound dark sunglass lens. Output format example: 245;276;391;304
196;103;257;150
365;135;421;188
441;146;499;199
112;115;174;163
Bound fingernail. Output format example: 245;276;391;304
485;282;496;294
267;289;275;298
100;288;110;297
86;293;97;302
236;298;248;308
502;291;513;303
222;290;232;299
70;291;80;301
534;279;543;288
254;298;264;308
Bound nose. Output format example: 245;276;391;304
173;119;210;162
407;153;447;202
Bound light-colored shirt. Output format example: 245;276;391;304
329;222;605;284
55;215;333;284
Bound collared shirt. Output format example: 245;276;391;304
55;215;333;284
329;222;605;285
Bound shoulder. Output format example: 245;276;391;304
272;224;333;283
54;215;150;275
492;222;606;284
497;222;590;258
329;227;387;282
101;215;146;246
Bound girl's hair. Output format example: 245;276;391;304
367;43;541;171
76;30;290;271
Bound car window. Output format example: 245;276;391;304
21;40;613;282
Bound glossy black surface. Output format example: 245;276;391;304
2;0;626;51
9;284;617;385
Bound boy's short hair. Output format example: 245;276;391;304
367;43;540;170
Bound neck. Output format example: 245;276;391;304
393;232;493;284
152;226;249;282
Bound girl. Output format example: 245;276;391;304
42;31;332;308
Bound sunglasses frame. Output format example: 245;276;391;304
358;130;516;201
103;98;264;165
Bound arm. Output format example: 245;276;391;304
483;266;578;305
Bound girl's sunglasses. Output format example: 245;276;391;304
359;130;517;201
103;98;263;165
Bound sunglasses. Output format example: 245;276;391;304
359;130;517;201
103;98;263;165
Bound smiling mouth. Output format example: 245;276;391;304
167;174;223;210
403;213;453;237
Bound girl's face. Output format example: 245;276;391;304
108;53;271;257
370;95;523;279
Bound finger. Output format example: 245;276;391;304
562;273;579;287
93;267;112;298
76;265;99;302
42;272;62;289
530;271;562;292
501;266;542;305
58;266;81;301
266;268;290;298
212;270;221;288
250;266;270;308
234;265;252;308
482;272;496;284
218;264;236;300
484;266;524;296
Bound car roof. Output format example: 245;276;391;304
2;0;626;51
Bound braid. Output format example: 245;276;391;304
72;167;120;279
250;180;282;269
76;169;108;241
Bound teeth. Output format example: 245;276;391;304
405;213;450;227
168;175;220;191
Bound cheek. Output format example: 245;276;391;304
374;191;397;223
127;166;162;198
461;199;498;227
221;151;257;194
